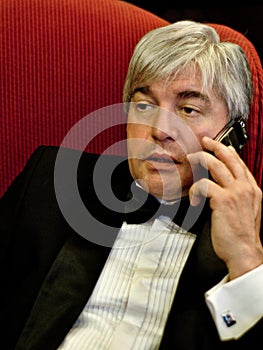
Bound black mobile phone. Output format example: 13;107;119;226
214;118;248;153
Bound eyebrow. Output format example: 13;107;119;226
131;86;150;98
131;86;209;102
177;90;210;102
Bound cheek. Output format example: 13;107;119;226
126;124;151;155
126;123;150;139
128;157;141;181
192;115;229;142
187;126;214;151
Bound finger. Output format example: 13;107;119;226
203;136;261;190
201;136;248;180
187;150;234;187
188;178;221;206
228;146;260;187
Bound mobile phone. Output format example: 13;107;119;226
214;118;248;153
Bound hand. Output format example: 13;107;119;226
187;136;263;280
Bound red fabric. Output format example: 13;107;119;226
1;1;262;197
0;0;168;196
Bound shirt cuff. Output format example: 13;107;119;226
205;264;263;341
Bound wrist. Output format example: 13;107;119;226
227;248;263;280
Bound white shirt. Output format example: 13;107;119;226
205;264;263;340
58;216;263;349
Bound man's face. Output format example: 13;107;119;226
126;68;228;201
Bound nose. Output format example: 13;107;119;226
151;108;178;142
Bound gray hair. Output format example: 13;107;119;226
123;20;253;120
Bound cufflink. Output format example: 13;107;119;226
221;310;236;327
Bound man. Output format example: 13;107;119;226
1;21;262;349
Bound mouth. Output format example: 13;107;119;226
144;153;181;166
147;156;174;163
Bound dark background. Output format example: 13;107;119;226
126;1;263;63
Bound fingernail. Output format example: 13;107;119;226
228;145;236;152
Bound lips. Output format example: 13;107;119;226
145;153;181;164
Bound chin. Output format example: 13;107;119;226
135;169;193;200
147;182;189;201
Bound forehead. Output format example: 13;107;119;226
133;68;210;99
133;65;209;96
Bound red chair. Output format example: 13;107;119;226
0;0;169;197
1;0;262;198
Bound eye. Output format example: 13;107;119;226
182;106;197;114
135;102;155;112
